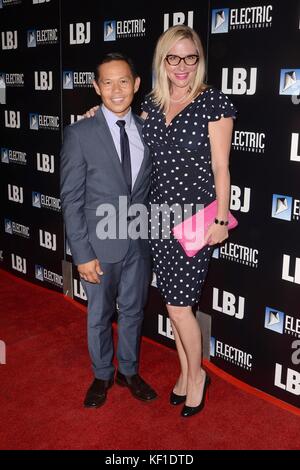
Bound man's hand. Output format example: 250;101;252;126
78;259;103;283
84;105;99;118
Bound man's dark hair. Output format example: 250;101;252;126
95;52;138;81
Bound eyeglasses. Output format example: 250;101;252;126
165;55;199;66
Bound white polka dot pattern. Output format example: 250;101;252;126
141;88;237;306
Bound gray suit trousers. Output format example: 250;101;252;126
82;239;151;380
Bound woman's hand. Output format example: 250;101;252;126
204;223;228;246
84;105;99;118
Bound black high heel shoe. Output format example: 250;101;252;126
169;391;186;405
181;373;211;418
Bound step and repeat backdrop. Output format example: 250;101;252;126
1;0;299;408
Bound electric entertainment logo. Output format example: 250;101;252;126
35;264;63;288
212;242;259;268
211;9;229;33
63;71;94;89
32;191;61;211
265;307;300;338
1;147;27;165
264;307;284;334
271;194;300;221
0;72;24;104
232;130;266;153
210;337;252;370
0;0;22;8
104;21;116;41
29;113;59;131
211;5;273;33
4;218;30;238
27;28;58;47
104;18;146;41
279;69;300;95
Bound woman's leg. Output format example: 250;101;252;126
167;305;206;407
168;317;188;395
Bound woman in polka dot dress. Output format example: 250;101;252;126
141;25;237;417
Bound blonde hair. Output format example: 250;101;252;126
151;25;207;112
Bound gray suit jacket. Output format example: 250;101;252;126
60;108;151;265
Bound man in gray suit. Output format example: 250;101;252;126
60;53;157;408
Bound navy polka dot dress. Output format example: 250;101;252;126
142;87;237;306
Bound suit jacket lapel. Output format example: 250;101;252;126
94;108;129;194
132;115;150;193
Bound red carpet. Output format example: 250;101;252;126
0;269;299;450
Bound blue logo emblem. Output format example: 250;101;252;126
1;148;9;163
4;219;12;235
35;265;44;281
32;191;41;208
29;113;39;130
279;69;300;95
63;71;73;89
210;336;216;357
27;30;37;48
264;307;284;334
211;9;229;34
271;194;292;221
104;20;116;41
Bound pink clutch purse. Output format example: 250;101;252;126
172;199;238;257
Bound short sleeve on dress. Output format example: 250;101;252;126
206;88;237;122
141;94;154;114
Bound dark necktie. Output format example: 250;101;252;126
116;120;132;193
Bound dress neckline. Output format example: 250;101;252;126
164;88;210;128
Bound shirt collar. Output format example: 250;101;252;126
101;104;133;129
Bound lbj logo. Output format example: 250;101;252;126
11;254;27;274
222;68;257;95
74;279;87;300
39;230;57;251
212;288;245;319
163;11;194;30
69;22;91;45
158;314;174;340
1;31;18;50
5;110;20;128
0;340;6;365
275;363;300;395
290;133;300;162
230;185;251;213
8;184;23;203
70;114;84;124
36;153;54;173
34;71;53;91
282;254;300;285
